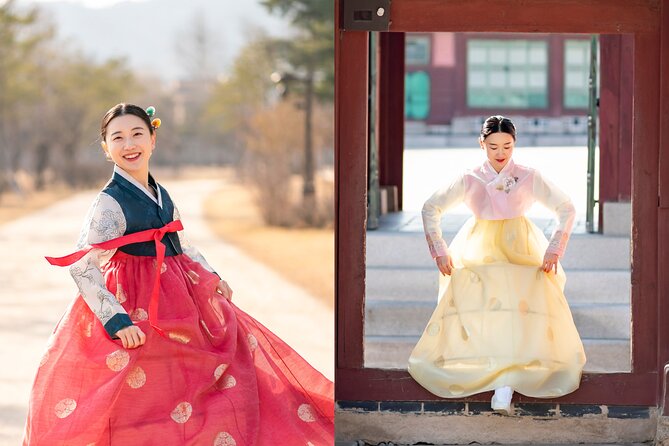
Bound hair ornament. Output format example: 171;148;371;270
146;106;156;118
151;118;162;129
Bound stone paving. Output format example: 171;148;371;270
0;178;333;445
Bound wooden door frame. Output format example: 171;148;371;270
336;0;669;406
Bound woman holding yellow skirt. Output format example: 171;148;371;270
408;116;586;414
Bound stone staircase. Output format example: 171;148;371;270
364;212;631;372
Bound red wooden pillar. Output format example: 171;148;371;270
657;0;669;412
599;34;633;228
378;33;406;210
335;1;368;374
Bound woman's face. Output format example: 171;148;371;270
102;114;155;176
480;132;514;173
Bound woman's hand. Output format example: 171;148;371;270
216;279;233;301
542;252;559;274
436;254;454;276
116;325;146;349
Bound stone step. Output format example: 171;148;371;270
366;232;631;270
364;336;630;373
364;301;630;340
366;268;630;305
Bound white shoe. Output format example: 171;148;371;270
491;386;514;415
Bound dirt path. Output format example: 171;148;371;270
0;178;333;445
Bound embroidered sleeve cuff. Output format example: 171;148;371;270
427;238;449;259
546;230;570;258
104;313;134;339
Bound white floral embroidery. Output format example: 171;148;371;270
70;193;130;331
92;209;124;240
495;176;519;194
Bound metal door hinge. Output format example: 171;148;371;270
342;0;391;31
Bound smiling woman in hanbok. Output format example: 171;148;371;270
408;115;586;415
22;103;334;445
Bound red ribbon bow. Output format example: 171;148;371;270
46;220;184;337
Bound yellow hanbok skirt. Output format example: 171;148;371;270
408;217;586;398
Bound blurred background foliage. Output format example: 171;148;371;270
0;0;334;227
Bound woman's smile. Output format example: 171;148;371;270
122;152;142;161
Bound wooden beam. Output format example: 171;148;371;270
630;32;660;375
656;0;669;411
336;368;657;405
388;0;661;34
660;0;669;208
335;26;369;375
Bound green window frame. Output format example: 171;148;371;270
406;35;431;66
467;39;548;109
564;39;591;109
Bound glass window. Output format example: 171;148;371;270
405;71;431;120
467;39;548;109
406;35;431;65
564;39;591;109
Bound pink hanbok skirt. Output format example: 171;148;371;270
23;251;334;445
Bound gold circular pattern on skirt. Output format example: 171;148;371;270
297;403;317;422
126;366;146;389
448;384;465;395
130;308;148;322
170;402;193;424
525;359;543;369
222;375;237;389
214;432;237;446
54;398;77;419
483;256;494;263
168;331;191;344
247;333;258;352
460;325;469;341
106;349;130;372
448;298;456;308
487;297;502;310
518;300;530;315
152;259;168;274
460;326;469;341
214;363;228;381
469;272;480;282
426;322;440;336
116;284;127;303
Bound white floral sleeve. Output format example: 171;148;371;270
70;192;132;337
421;174;466;258
173;205;218;276
533;170;576;257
